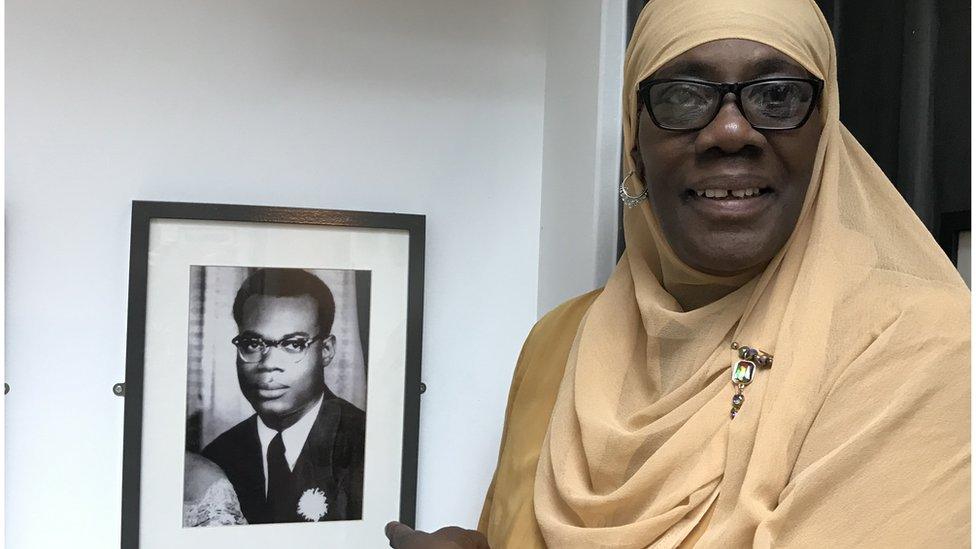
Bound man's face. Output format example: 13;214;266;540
635;39;824;275
235;294;335;428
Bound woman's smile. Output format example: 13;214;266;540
684;185;774;222
681;171;775;222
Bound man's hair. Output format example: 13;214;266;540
232;268;336;335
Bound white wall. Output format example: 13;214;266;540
6;1;623;546
537;0;624;316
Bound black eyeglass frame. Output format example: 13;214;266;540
231;333;327;363
637;76;825;131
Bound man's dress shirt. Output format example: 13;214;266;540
256;394;323;496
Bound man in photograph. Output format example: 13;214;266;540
202;268;366;524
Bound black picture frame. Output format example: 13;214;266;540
120;200;425;547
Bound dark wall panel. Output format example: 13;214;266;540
933;0;971;215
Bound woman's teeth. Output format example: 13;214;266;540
694;188;764;199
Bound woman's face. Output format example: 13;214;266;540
635;39;824;275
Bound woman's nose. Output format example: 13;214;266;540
694;96;765;155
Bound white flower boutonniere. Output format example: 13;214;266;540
297;487;329;522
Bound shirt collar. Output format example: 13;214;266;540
256;393;324;470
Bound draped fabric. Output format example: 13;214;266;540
528;0;970;547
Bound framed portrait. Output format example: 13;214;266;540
120;201;425;548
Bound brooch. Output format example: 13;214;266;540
297;487;329;522
729;342;772;419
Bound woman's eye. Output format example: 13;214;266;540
754;83;803;105
764;85;792;102
665;86;706;105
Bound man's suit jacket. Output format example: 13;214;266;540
202;390;366;524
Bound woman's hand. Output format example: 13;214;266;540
385;521;490;548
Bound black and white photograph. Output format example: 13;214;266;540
118;201;424;548
183;266;372;527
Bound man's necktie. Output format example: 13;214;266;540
266;431;294;521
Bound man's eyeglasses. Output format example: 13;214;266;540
638;77;824;131
231;334;325;363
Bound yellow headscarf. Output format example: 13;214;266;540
533;0;970;547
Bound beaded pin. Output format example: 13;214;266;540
729;342;773;419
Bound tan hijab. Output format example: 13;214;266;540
533;0;970;547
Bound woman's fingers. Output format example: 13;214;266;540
437;526;491;548
385;521;416;547
385;521;490;548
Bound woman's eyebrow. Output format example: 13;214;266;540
654;57;807;80
654;60;717;79
749;57;807;77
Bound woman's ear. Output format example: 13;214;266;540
630;109;647;179
630;145;646;180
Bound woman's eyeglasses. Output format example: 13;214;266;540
638;77;824;131
231;334;325;363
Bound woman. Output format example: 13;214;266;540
183;451;247;527
388;0;969;546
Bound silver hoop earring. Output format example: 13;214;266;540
619;171;647;208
